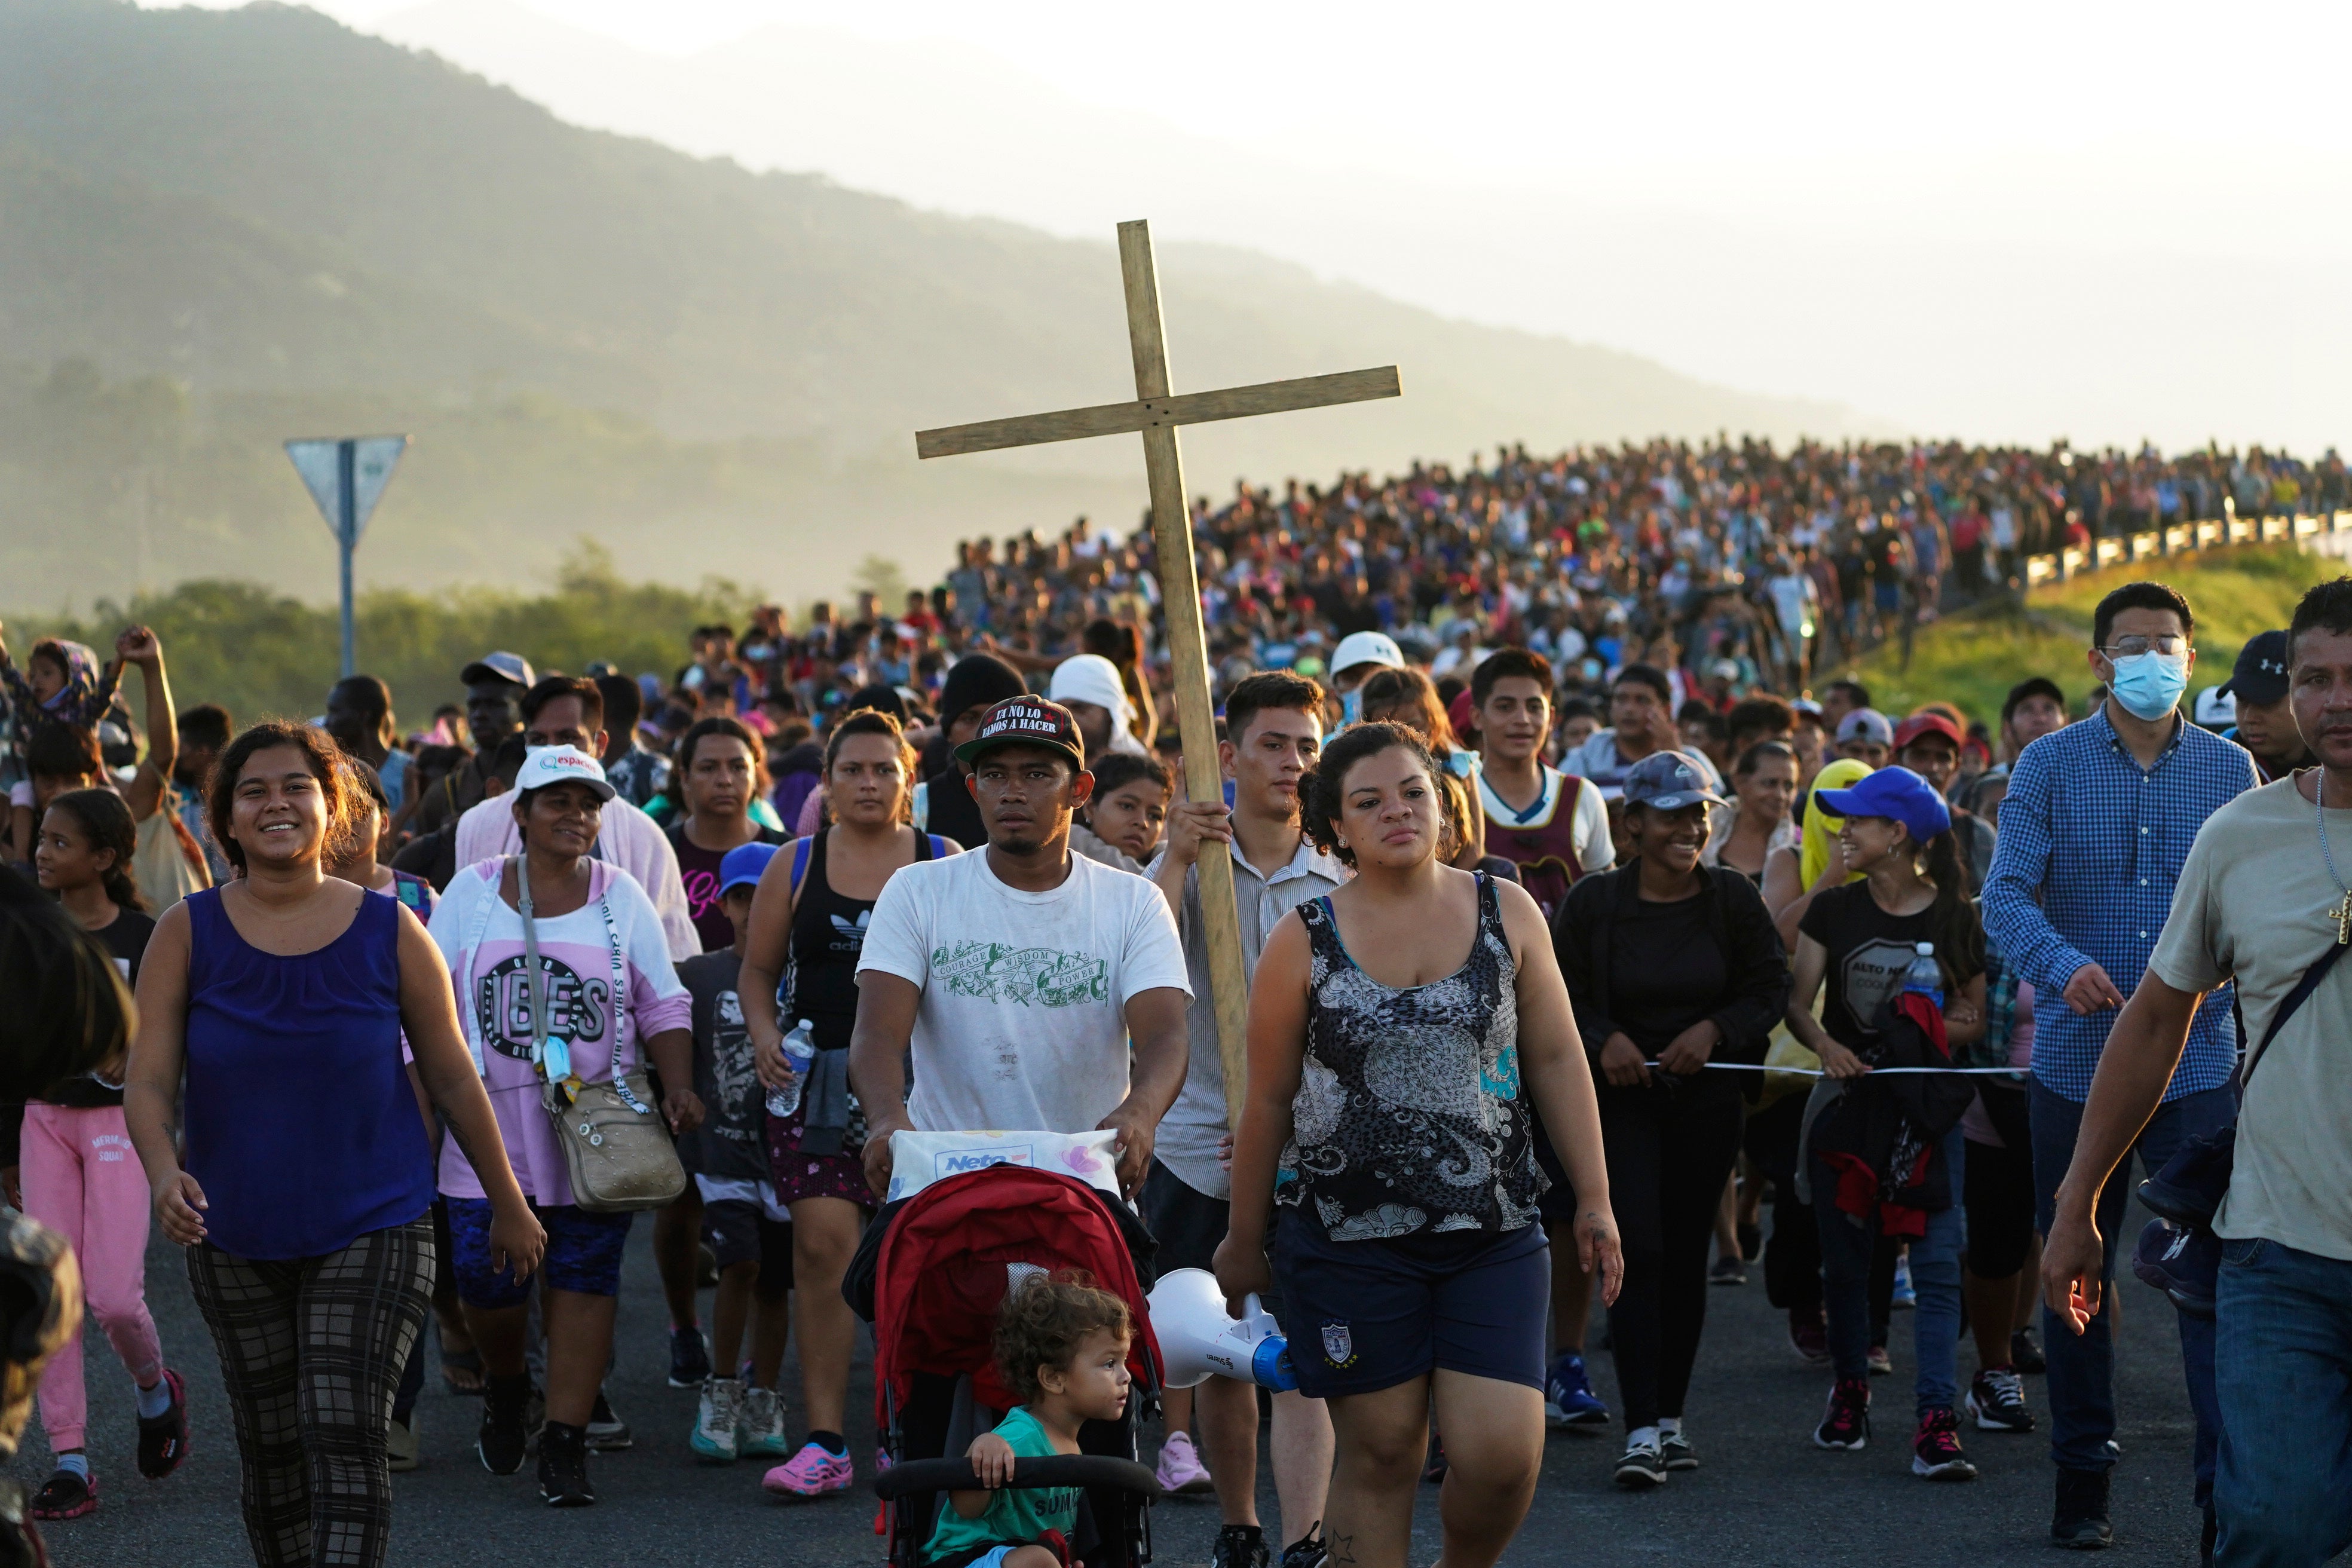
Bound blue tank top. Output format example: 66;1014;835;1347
182;887;436;1260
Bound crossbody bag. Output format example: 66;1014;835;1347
516;857;686;1214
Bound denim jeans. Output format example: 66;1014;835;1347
1813;1127;1966;1415
2213;1236;2352;1567
2030;1074;2234;1501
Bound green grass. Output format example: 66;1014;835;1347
1845;544;2346;728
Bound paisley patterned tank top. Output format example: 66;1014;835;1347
1278;874;1545;1240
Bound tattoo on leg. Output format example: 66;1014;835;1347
1328;1533;1357;1564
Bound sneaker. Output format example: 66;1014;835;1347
27;1468;97;1521
2011;1327;2047;1376
667;1324;712;1389
762;1440;855;1497
1154;1429;1213;1495
1910;1407;1978;1481
135;1367;191;1479
1788;1307;1830;1364
691;1377;743;1463
586;1387;632;1452
1613;1435;1668;1489
1279;1523;1328;1568
1812;1377;1871;1450
1211;1524;1270;1568
1659;1429;1698;1471
1867;1344;1894;1377
1421;1434;1448;1484
1967;1367;2035;1432
1891;1252;1916;1309
2051;1465;2112;1548
1544;1352;1610;1428
1709;1255;1747;1287
537;1420;596;1507
2132;1218;2219;1319
387;1414;421;1473
478;1376;534;1475
740;1386;792;1459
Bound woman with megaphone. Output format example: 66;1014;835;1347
1215;720;1623;1568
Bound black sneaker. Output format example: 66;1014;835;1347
478;1375;533;1475
1210;1523;1269;1568
538;1420;596;1507
586;1387;632;1452
2051;1466;2112;1549
136;1367;191;1479
1613;1437;1668;1489
2132;1218;2219;1319
1420;1435;1447;1485
668;1324;712;1389
1279;1523;1327;1568
1813;1377;1871;1451
2011;1327;2047;1376
1967;1367;2035;1432
1659;1429;1698;1471
1708;1256;1747;1287
27;1468;97;1521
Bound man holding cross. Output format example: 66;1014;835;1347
1144;672;1343;1568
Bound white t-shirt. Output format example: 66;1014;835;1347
856;847;1192;1135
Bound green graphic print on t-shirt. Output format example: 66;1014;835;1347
930;941;1109;1007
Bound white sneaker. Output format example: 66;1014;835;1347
691;1377;742;1463
740;1385;791;1459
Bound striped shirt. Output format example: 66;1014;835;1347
1981;706;2258;1102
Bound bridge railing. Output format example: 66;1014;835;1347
2022;509;2352;587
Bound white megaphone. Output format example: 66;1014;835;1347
1147;1268;1297;1392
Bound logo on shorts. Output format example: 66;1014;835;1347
1321;1322;1355;1369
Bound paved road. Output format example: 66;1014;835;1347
19;1207;2207;1567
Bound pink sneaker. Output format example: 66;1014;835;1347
763;1441;855;1497
1155;1431;1213;1495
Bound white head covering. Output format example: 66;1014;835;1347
1049;654;1147;756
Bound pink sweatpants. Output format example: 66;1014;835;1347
22;1102;164;1452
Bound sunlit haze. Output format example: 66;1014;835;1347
152;0;2352;452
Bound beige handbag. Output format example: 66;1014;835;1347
517;859;686;1214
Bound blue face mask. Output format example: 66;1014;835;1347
2107;650;2189;721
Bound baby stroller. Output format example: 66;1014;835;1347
852;1162;1164;1568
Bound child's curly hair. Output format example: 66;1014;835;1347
994;1269;1132;1405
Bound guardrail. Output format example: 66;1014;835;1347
2022;509;2352;587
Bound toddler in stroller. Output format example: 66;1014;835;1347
852;1161;1164;1568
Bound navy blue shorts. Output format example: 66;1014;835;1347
445;1196;633;1308
1271;1210;1549;1398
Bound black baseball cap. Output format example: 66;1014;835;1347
953;697;1087;770
2219;630;2290;707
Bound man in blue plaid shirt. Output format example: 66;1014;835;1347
1982;580;2258;1552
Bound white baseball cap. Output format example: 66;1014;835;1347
513;745;615;802
1331;630;1406;676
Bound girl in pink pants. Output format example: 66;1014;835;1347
12;788;190;1520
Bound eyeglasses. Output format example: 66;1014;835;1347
2099;635;2187;658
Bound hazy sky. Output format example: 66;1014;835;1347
157;1;2352;451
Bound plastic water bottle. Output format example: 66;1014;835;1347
1900;942;1944;1009
765;1019;816;1119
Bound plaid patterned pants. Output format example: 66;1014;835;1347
186;1218;434;1568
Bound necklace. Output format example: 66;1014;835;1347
2315;771;2352;945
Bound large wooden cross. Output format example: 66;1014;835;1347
917;219;1401;1129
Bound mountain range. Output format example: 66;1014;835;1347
0;0;1865;607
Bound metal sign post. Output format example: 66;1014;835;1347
284;435;408;678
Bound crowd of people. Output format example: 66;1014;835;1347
0;433;2348;1568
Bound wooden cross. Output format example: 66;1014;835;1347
917;219;1402;1129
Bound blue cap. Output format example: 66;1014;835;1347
718;840;782;899
1621;749;1726;813
1815;765;1951;844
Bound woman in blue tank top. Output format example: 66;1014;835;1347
1215;721;1623;1568
124;722;543;1568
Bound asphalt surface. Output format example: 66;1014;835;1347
19;1203;2209;1568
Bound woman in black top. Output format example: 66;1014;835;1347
1554;752;1790;1487
737;707;957;1492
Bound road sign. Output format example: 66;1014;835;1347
284;435;408;678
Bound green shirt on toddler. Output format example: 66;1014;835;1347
923;1406;1080;1560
